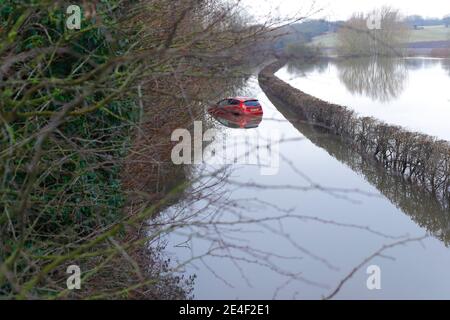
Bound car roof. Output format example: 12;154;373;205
226;97;258;102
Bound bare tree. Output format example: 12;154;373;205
336;7;409;57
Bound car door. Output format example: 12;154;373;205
226;99;240;113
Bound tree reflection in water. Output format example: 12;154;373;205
335;57;408;103
284;57;410;103
441;58;450;77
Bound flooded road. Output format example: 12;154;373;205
277;57;450;140
160;58;450;299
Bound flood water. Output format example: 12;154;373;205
159;57;450;299
278;57;450;140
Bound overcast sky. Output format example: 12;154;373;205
242;0;450;21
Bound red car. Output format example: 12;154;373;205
211;97;263;115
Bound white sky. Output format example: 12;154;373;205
242;0;450;21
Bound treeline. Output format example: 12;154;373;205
0;0;271;299
280;20;331;43
269;20;330;49
405;15;450;28
264;20;330;60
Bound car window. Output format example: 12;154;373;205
229;99;240;105
244;100;260;107
218;99;228;107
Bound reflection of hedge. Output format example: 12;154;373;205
260;61;450;208
264;91;450;245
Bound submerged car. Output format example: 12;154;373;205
208;106;263;129
211;97;263;116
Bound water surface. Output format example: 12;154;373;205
160;58;450;299
276;57;450;140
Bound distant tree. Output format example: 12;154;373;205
337;7;408;57
444;15;450;28
284;41;320;60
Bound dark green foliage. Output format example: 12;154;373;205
0;0;169;299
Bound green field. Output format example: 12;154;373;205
312;25;450;48
311;32;338;47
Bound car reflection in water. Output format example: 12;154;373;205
208;107;263;129
208;97;263;129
